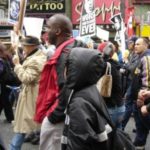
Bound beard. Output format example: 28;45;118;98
48;34;57;46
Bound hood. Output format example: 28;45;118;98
66;47;105;90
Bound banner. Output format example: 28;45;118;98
8;0;21;24
72;0;129;25
79;0;96;37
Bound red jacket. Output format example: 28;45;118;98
34;38;75;123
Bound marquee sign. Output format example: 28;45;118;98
26;0;65;13
72;0;128;25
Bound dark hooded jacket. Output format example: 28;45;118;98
61;48;113;150
103;58;123;108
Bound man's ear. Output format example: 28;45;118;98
56;28;61;35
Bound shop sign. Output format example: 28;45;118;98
72;0;128;25
141;25;150;37
26;0;65;13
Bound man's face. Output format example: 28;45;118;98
84;0;94;13
135;39;147;54
22;45;36;56
46;17;57;45
128;41;134;51
114;17;121;31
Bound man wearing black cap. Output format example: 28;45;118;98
10;36;46;149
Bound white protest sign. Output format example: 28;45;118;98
24;17;44;39
96;26;109;41
110;13;126;51
79;0;96;37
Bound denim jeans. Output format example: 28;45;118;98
108;105;125;129
122;85;134;130
10;133;25;150
133;104;150;147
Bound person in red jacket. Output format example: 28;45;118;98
34;14;87;150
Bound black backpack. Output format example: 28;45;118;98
0;58;21;86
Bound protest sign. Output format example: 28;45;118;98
110;13;126;51
79;0;96;37
96;26;109;41
8;0;21;24
24;17;44;39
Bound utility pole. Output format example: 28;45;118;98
120;0;125;20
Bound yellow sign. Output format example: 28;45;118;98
141;25;150;37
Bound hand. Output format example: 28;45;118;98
141;105;149;116
142;90;150;99
138;90;145;101
137;99;144;108
120;68;125;74
13;55;20;65
138;89;150;101
87;42;93;49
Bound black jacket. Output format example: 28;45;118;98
62;48;112;150
125;52;139;81
48;40;88;123
131;49;150;100
103;59;124;108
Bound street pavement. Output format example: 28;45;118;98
0;112;38;150
0;112;150;150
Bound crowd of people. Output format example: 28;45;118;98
0;14;150;150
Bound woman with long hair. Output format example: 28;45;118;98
0;42;14;123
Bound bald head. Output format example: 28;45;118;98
135;38;149;54
46;14;73;46
48;14;72;36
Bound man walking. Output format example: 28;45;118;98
34;14;87;150
131;37;150;150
